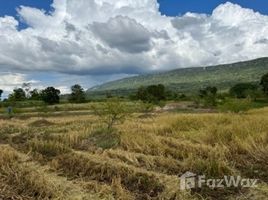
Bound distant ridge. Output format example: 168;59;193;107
88;57;268;95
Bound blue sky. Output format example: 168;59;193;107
1;0;267;19
158;0;268;16
1;0;268;96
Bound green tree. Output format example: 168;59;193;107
260;73;268;96
136;86;148;102
199;86;218;107
68;84;86;103
41;87;61;105
29;89;41;100
8;88;26;101
136;84;166;103
230;83;258;99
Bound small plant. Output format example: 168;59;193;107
91;98;130;131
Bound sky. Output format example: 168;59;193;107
0;0;268;98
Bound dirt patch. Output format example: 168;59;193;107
29;119;54;127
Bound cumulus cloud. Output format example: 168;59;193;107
0;0;268;77
92;16;153;53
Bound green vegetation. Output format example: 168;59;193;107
91;98;131;131
260;72;268;96
199;86;218;107
218;98;252;113
134;84;166;104
88;57;268;95
41;87;61;105
68;84;86;103
8;88;26;101
230;83;259;98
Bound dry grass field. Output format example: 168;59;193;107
0;106;268;199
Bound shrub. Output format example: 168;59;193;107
91;98;130;131
230;83;258;99
199;86;218;107
135;84;166;104
219;99;251;113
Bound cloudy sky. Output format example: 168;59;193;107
0;0;268;97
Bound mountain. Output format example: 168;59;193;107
88;58;268;96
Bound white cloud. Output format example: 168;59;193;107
0;0;267;79
0;73;37;98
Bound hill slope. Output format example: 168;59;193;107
88;58;268;95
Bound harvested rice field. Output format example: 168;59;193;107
0;107;268;200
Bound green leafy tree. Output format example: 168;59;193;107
260;73;268;96
29;89;41;100
199;86;218;107
230;83;258;99
136;86;148;102
147;84;166;101
41;87;61;105
68;84;86;103
8;88;26;101
136;84;166;103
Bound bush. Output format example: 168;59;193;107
199;86;218;107
230;83;259;99
135;84;166;104
91;98;131;131
218;99;252;113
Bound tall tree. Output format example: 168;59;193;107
8;88;26;101
41;87;61;105
68;84;86;103
260;73;268;96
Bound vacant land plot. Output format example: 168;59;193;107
0;106;268;199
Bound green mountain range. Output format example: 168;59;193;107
88;57;268;96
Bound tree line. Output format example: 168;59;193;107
0;84;86;105
0;72;268;106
